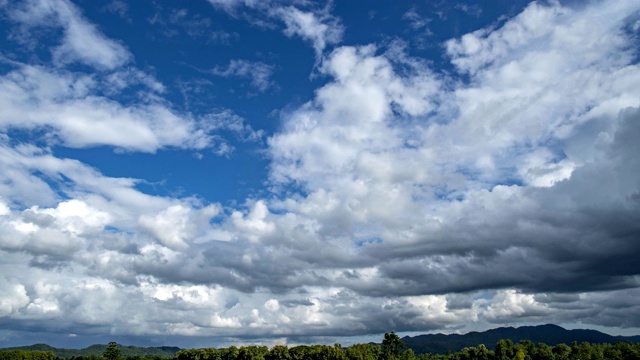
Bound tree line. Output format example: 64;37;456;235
2;333;640;360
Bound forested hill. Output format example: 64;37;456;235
401;324;640;354
1;343;180;358
4;324;640;358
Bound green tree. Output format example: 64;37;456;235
221;346;240;360
533;343;553;360
288;346;309;360
552;344;571;360
476;344;492;360
401;348;416;360
382;332;405;360
345;343;381;360
238;346;269;360
0;350;56;360
266;345;291;360
495;340;516;360
104;342;121;360
518;340;535;360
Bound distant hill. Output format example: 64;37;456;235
401;324;640;354
4;324;640;358
2;343;181;358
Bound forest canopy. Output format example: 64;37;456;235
3;333;640;360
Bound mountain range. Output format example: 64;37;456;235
3;324;640;358
401;324;640;354
1;343;181;358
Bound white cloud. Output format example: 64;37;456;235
6;0;131;70
206;0;343;56
140;204;201;250
276;6;343;56
0;198;10;216
269;44;439;192
1;0;262;155
0;65;192;151
0;281;29;317
0;138;225;259
230;200;276;243
28;199;112;236
206;0;260;13
439;0;640;189
259;0;640;327
0;64;261;153
483;290;551;322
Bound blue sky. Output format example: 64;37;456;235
1;0;640;349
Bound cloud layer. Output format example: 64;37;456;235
1;0;640;348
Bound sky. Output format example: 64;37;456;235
1;0;640;350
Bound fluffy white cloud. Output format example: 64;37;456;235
28;199;112;236
230;201;276;243
257;0;640;333
483;290;551;322
0;64;257;152
140;205;194;250
140;204;221;249
0;281;30;317
442;0;640;187
269;44;439;194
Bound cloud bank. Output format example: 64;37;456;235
1;0;640;348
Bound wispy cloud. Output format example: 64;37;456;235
0;63;209;152
211;60;275;92
403;8;432;32
206;0;344;56
148;6;237;44
5;0;131;69
0;0;260;155
275;5;344;56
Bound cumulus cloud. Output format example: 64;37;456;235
139;204;221;250
256;0;640;333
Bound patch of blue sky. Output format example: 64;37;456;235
425;179;469;203
72;1;325;134
458;163;525;190
52;145;270;205
0;29;63;66
333;1;531;76
355;237;383;248
473;290;494;301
